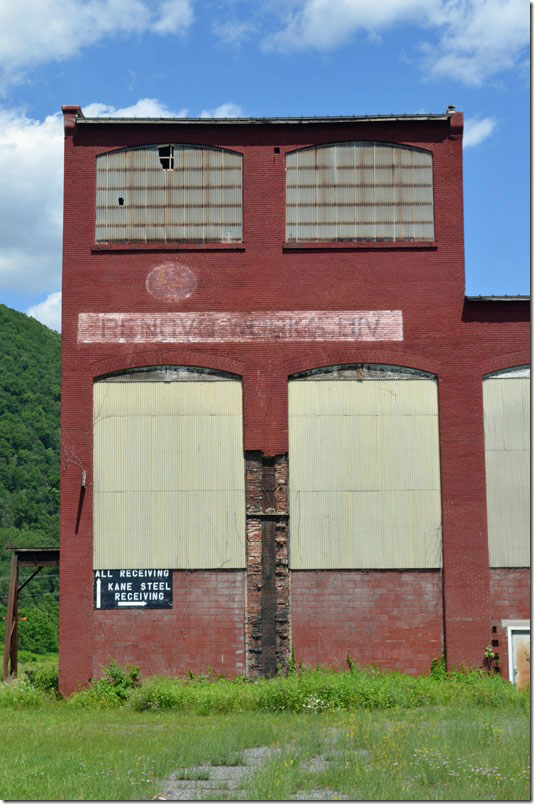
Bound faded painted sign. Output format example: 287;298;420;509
145;263;197;302
78;311;403;343
94;569;173;609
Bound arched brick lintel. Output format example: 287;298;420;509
479;351;530;378
89;349;246;380
283;348;443;379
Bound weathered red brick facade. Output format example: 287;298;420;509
92;571;246;679
59;106;529;695
291;571;443;675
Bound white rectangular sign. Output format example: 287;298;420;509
78;311;403;343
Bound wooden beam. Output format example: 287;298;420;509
3;553;18;681
17;566;43;595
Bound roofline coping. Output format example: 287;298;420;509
76;113;453;125
465;295;530;301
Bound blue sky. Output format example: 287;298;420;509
0;0;529;331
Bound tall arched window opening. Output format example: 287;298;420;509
93;367;245;569
288;364;442;568
286;142;434;243
96;145;243;243
483;366;530;567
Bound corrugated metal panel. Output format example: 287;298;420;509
96;145;242;243
289;378;442;569
286;142;434;242
290;415;440;492
290;379;437;417
94;381;241;417
483;377;530;567
93;381;245;569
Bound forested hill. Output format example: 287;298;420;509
0;304;61;653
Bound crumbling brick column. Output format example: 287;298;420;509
245;452;290;677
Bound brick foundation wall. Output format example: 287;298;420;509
489;568;530;680
291;570;443;674
90;570;246;682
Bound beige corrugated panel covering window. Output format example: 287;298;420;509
289;367;442;569
96;144;242;243
483;367;530;567
286;142;434;243
93;376;245;569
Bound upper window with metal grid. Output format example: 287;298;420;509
286;142;434;243
95;144;243;243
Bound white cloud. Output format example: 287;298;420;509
463;116;496;148
27;291;62;332
423;0;528;85
0;0;193;84
82;98;189;117
152;0;193;34
199;102;244;118
212;20;257;46
265;0;431;52
264;0;528;85
0;108;64;297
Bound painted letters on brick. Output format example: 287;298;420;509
78;311;403;343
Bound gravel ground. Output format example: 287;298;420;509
152;735;356;801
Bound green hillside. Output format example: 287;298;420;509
0;304;61;654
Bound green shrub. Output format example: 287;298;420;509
130;676;188;711
0;679;51;708
17;604;58;654
6;657;523;715
68;660;140;709
18;649;41;664
430;654;447;680
128;664;529;716
25;664;59;696
130;674;256;713
101;659;140;699
68;679;126;709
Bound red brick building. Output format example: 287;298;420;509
59;106;530;696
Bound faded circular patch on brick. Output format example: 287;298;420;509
146;263;197;302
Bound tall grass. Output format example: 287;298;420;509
120;664;529;714
1;660;529;714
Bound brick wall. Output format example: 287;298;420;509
89;571;245;686
291;570;443;674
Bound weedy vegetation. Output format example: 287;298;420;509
0;658;529;800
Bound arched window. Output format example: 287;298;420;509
483;366;530;567
286;142;434;242
93;367;245;569
289;365;442;568
96;145;243;243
